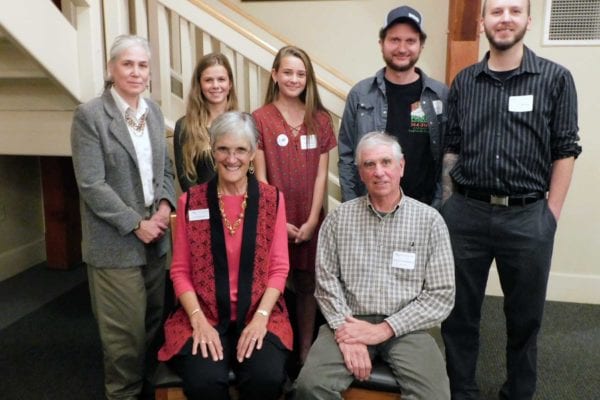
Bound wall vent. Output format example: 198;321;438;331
544;0;600;45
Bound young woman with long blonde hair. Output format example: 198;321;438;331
174;53;238;191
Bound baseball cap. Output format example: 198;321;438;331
382;5;424;34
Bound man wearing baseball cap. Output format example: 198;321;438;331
338;5;449;210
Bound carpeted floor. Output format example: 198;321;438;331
0;282;104;399
0;279;599;399
477;296;600;399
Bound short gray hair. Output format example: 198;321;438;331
108;34;151;63
355;131;403;166
105;35;151;89
209;111;258;153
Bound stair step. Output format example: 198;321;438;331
0;39;46;79
0;110;74;156
0;78;77;111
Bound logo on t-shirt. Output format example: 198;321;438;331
410;101;428;134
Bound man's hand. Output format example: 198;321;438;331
335;316;394;345
338;342;371;381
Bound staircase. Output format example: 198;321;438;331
0;0;349;278
0;29;77;156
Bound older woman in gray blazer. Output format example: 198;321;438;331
71;34;176;400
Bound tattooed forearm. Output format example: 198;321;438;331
442;153;458;204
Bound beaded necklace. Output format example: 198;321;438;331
125;109;148;136
217;191;248;235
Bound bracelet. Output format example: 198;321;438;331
189;308;200;318
256;309;269;317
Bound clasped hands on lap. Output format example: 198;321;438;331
334;316;394;381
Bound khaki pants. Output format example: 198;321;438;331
88;251;165;400
295;318;450;400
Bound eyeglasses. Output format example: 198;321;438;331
213;146;251;159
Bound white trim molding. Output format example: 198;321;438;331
486;267;600;305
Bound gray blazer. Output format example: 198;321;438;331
71;90;176;268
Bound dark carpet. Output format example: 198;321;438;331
477;296;600;399
0;282;104;399
1;283;599;399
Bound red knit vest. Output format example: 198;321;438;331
158;181;293;361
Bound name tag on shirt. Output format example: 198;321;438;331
392;251;416;270
508;95;533;112
188;208;209;221
300;135;317;150
433;99;444;115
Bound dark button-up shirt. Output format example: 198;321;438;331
445;46;582;195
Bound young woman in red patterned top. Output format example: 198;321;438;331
252;46;337;364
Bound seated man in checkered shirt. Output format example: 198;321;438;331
295;131;455;400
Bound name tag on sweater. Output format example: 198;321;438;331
392;251;416;270
189;209;209;221
509;95;533;112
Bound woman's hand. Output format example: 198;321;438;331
134;219;168;243
236;312;268;362
295;219;317;243
287;223;300;241
190;313;223;362
152;200;172;226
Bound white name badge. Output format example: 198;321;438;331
277;134;289;147
300;135;317;150
392;251;416;270
188;208;210;221
433;99;444;115
508;95;533;112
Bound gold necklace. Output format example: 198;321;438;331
217;191;248;235
125;109;148;136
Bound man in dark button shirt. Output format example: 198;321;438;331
337;5;448;207
441;1;582;399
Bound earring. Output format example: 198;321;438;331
248;161;255;175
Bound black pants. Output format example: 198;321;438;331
441;193;557;400
169;326;289;400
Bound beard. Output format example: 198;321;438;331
485;24;528;51
383;52;419;73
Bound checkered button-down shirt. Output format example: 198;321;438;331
315;194;455;336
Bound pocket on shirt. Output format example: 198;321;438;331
356;102;376;132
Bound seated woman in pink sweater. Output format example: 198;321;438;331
158;111;292;400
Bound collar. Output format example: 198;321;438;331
110;87;148;119
474;46;540;79
374;67;437;95
365;191;405;217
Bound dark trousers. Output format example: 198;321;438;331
441;193;557;400
170;327;289;400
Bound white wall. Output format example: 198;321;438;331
232;0;448;85
234;0;600;304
